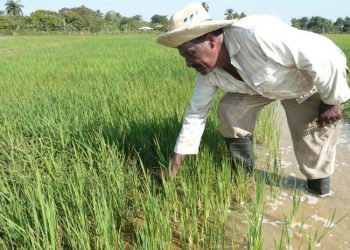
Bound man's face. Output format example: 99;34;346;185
178;37;217;75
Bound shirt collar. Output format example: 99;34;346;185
223;27;240;56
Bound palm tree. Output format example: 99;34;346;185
224;9;236;20
224;9;246;20
201;2;209;12
5;0;24;16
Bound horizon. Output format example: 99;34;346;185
1;0;349;25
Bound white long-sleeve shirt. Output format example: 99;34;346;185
174;15;350;155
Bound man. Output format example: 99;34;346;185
157;3;350;197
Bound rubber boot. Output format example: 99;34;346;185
307;177;331;197
225;136;254;174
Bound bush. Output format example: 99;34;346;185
31;10;64;31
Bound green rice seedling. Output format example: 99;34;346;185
307;210;348;247
289;186;302;225
274;216;291;250
245;173;265;249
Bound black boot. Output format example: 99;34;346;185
225;136;254;173
307;177;332;197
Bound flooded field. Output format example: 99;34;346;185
262;120;350;249
225;109;350;249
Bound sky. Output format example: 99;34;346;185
1;0;349;24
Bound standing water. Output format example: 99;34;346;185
261;120;350;249
225;109;350;249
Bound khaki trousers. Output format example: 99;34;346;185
217;93;338;179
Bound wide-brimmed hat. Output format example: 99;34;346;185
157;2;237;48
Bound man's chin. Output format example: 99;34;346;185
196;68;210;75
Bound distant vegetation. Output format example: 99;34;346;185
0;0;349;35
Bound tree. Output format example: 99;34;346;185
132;15;143;22
59;6;103;32
307;16;333;33
31;10;64;31
334;17;344;32
343;17;350;32
334;17;350;32
5;0;23;16
201;2;209;12
119;17;139;31
150;14;169;31
291;16;309;29
105;10;122;23
224;9;246;20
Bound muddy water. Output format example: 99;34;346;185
225;110;350;249
262;118;350;249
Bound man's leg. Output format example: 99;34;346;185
281;94;338;196
217;93;273;172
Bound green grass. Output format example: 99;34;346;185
326;34;350;118
0;33;349;249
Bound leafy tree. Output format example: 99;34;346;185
59;6;103;32
132;15;143;22
103;10;123;31
334;17;344;31
307;16;333;33
31;10;64;31
201;2;209;12
0;15;32;32
150;14;169;31
5;0;23;16
119;17;138;31
96;9;103;18
343;17;350;32
291;17;309;29
105;10;122;23
224;9;246;20
334;17;350;32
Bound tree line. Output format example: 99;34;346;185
0;0;349;35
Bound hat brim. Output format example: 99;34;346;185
157;20;237;48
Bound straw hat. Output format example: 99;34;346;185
157;2;237;48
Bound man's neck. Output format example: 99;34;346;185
217;42;243;81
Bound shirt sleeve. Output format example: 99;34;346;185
174;74;218;155
252;17;350;105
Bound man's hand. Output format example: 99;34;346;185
318;101;342;126
162;153;185;180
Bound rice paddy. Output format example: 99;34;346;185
0;33;349;249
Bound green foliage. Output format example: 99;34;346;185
5;0;23;16
224;9;246;20
334;17;350;32
150;14;169;31
31;10;64;31
1;3;350;35
291;16;309;30
307;16;335;33
0;15;32;33
292;16;350;33
104;10;122;23
59;5;104;32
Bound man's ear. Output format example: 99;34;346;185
206;33;216;49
